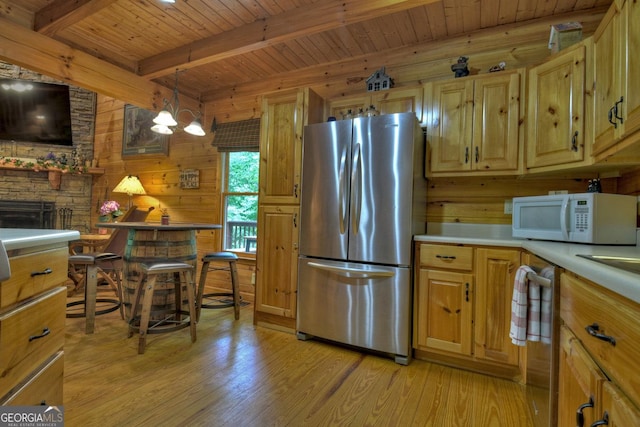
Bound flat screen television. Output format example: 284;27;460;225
0;79;73;146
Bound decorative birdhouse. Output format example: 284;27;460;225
366;67;394;92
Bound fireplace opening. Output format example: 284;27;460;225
0;201;56;229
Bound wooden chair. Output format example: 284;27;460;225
67;206;154;333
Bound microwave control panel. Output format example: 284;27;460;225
573;200;590;231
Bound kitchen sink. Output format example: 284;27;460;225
576;254;640;274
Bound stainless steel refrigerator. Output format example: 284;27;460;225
296;112;427;365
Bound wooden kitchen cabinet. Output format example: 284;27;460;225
413;243;521;377
557;326;606;427
414;267;473;356
592;0;640;156
526;43;589;170
558;272;640;426
425;71;522;176
259;89;305;206
0;244;68;405
255;88;323;330
371;86;423;124
254;205;299;328
325;86;423;123
474;247;520;366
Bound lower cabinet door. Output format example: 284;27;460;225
414;268;473;356
1;351;64;405
0;287;66;398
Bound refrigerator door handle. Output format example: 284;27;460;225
308;261;394;279
350;142;362;234
338;146;348;234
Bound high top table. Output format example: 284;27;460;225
97;222;221;320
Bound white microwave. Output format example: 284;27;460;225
512;193;638;244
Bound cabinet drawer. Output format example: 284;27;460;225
1;351;64;405
419;244;473;271
1;246;68;310
560;273;640;406
0;287;66;398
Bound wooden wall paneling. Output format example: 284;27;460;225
616;168;640;196
425;176;618;224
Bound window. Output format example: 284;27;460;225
222;151;259;252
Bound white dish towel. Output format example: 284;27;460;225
509;265;554;346
509;265;534;346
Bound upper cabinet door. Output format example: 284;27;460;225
621;0;640;140
473;72;520;172
259;89;304;205
427;79;474;173
527;44;586;169
593;3;622;155
371;86;424;124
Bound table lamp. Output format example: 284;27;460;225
112;175;146;208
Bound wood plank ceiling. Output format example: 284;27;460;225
0;0;612;107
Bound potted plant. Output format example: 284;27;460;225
98;200;123;234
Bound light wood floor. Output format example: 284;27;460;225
63;301;535;426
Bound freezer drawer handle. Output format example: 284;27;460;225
308;262;394;279
585;323;616;346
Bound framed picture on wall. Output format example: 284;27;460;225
122;104;169;157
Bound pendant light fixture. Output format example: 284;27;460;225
151;70;206;137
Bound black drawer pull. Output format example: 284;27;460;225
435;255;457;260
576;396;594;427
585;323;616;346
30;268;52;277
590;411;609;427
29;327;50;342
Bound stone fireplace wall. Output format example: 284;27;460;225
0;61;97;232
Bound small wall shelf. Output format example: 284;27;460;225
0;158;105;190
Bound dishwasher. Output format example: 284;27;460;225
522;253;561;427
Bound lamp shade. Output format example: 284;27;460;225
153;110;178;127
184;118;206;136
112;175;146;196
150;123;174;135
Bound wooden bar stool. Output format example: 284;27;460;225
128;262;197;354
66;253;123;334
197;252;240;321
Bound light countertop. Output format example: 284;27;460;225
0;228;80;251
415;223;640;304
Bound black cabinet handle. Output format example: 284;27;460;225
31;268;52;277
585;323;616;346
571;131;579;152
576;396;594;427
29;327;50;342
608;106;617;128
614;97;624;124
465;283;469;302
465;147;469;163
590;412;609;427
435;255;457;260
475;146;479;163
